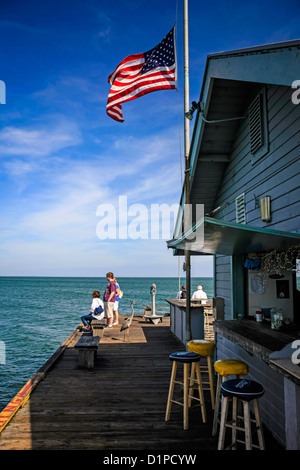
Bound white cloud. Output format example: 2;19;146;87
0;115;185;276
96;11;112;40
0;118;81;159
3;158;40;177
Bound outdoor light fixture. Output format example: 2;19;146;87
185;100;246;123
260;195;271;222
185;101;200;120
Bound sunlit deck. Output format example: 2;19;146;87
0;316;280;451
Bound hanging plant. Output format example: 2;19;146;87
259;245;300;280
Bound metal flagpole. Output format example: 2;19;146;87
183;0;192;343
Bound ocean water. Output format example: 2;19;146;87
0;276;213;412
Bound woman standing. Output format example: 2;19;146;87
104;272;117;328
113;277;120;325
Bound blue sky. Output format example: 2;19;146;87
0;0;300;277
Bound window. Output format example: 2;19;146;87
249;87;268;162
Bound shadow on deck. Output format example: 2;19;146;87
0;317;282;452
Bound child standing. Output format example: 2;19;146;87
81;290;104;331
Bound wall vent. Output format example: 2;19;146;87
248;87;268;161
249;94;264;154
235;193;246;224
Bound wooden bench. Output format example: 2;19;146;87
90;319;106;337
74;335;101;369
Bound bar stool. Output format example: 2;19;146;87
212;359;249;436
187;339;216;409
165;351;206;430
218;378;265;450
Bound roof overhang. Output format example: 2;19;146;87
167;217;300;256
170;40;300;257
179;39;300;217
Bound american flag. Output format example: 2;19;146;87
106;27;177;122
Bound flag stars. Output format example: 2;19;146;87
107;27;176;122
142;29;175;74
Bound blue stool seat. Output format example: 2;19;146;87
221;378;265;402
169;351;201;363
166;350;206;429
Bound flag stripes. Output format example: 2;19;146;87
106;27;176;122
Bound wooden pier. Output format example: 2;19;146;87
0;316;280;451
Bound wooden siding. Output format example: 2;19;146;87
213;84;300;310
215;255;232;319
212;85;300;447
213;84;300;232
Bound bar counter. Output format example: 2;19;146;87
166;298;206;344
214;319;300;449
214;319;300;384
214;320;300;385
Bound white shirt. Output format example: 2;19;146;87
191;290;207;303
91;298;104;320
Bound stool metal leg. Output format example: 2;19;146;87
165;361;177;422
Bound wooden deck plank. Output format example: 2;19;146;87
0;316;280;451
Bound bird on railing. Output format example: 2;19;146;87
120;301;137;342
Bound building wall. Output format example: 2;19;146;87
212;84;300;449
214;84;300;318
214;84;300;231
215;254;232;319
